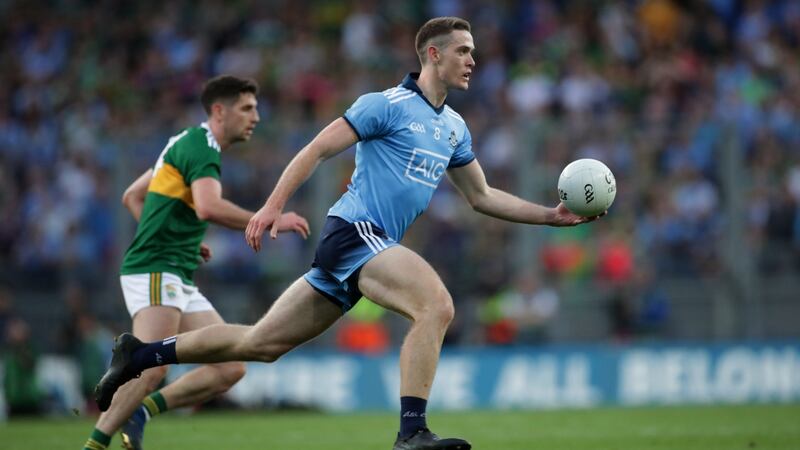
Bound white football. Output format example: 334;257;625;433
557;159;616;217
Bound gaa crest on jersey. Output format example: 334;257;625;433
409;122;426;134
165;284;178;299
449;130;458;149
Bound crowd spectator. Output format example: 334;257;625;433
479;270;560;345
2;317;44;416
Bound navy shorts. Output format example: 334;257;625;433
303;216;397;311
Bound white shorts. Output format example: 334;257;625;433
120;272;215;318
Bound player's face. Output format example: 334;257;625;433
222;93;259;143
437;30;475;91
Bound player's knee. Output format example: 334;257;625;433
432;297;455;328
416;289;454;329
218;361;246;387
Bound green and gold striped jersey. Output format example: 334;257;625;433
120;123;222;285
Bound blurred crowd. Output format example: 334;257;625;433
1;0;799;355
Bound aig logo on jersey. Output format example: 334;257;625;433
408;122;426;134
405;148;448;188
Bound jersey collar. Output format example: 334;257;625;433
401;73;445;114
200;122;222;152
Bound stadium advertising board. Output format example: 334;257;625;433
15;342;799;415
189;343;800;411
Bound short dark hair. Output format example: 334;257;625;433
200;75;259;115
415;17;471;64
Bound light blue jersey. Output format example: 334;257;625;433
331;73;475;241
306;73;476;311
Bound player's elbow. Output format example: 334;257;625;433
121;189;141;209
467;187;496;213
195;204;215;221
467;194;487;213
468;197;481;212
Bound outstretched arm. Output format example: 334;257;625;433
191;177;310;237
245;118;358;250
447;160;595;226
121;169;153;222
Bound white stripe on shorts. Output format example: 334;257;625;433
360;221;387;250
354;222;380;254
365;222;388;249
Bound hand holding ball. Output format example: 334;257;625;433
557;159;616;217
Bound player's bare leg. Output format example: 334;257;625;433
359;246;453;399
94;307;180;438
117;310;247;449
95;278;343;412
84;306;179;449
170;278;343;363
156;310;246;408
358;246;469;449
94;267;466;448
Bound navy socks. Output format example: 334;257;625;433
130;336;177;373
399;396;428;438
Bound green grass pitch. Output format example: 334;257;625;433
3;404;798;449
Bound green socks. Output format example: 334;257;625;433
83;393;166;449
142;391;168;418
83;428;111;450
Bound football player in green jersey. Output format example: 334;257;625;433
83;75;310;450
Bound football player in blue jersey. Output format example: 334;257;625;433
95;17;600;450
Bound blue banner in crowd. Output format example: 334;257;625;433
167;342;800;411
